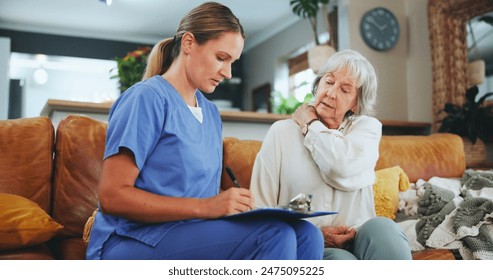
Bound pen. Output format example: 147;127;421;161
225;166;241;188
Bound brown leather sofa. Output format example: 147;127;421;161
0;115;465;260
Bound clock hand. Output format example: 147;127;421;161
367;17;382;29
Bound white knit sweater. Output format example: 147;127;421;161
250;116;381;229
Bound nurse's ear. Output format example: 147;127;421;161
181;32;195;55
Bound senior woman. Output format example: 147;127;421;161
250;49;412;260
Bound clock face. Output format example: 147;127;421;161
360;7;400;51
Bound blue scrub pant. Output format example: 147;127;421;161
323;217;412;260
101;218;324;260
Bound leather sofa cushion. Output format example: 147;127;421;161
51;238;87;260
0;244;54;260
221;137;262;190
0;117;54;213
376;133;465;182
52;115;107;238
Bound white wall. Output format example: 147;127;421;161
0;37;10;120
243;19;313;111
244;0;433;123
405;0;433;122
331;0;409;121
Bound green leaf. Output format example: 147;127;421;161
290;0;320;19
303;93;314;103
437;85;493;143
111;48;150;92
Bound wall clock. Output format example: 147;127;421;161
360;7;400;51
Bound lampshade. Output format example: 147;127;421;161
308;45;336;75
467;59;485;88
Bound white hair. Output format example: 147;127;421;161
312;49;378;117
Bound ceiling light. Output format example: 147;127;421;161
33;67;48;85
99;0;112;6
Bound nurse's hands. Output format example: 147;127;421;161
202;187;254;218
321;226;356;248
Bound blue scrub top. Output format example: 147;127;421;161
86;75;223;259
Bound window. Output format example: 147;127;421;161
290;68;316;101
287;51;316;102
9;52;119;118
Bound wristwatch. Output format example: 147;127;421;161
301;119;318;136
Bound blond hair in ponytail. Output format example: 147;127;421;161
142;2;244;80
142;38;175;80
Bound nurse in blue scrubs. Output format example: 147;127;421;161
85;2;323;260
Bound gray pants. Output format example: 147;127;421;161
323;217;412;260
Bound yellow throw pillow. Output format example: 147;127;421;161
0;193;63;250
373;166;410;219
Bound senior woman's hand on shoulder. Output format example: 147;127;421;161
292;103;318;128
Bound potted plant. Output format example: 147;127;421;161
290;0;330;45
110;46;152;92
437;85;493;165
437;85;493;144
271;91;313;115
290;0;335;74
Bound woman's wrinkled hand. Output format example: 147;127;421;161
292;103;318;127
203;187;254;218
321;226;356;248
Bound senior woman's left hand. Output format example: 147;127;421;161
321;226;356;248
292;103;318;127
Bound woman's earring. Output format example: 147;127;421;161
346;110;356;121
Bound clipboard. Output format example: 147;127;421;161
224;208;337;220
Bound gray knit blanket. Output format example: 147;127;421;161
414;169;493;259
